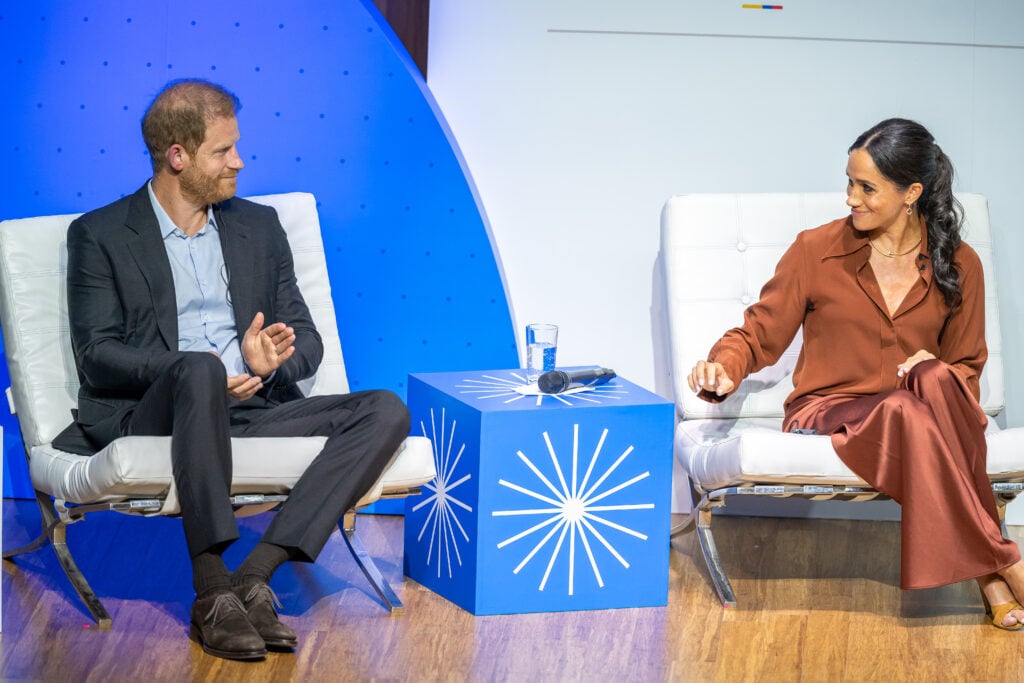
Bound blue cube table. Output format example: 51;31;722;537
404;369;674;615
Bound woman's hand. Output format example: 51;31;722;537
688;360;735;396
897;349;936;378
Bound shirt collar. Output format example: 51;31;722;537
822;215;931;261
147;180;218;239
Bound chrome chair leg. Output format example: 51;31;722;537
4;490;112;628
670;513;697;536
2;531;49;558
669;489;737;608
997;496;1011;538
3;490;51;558
50;512;112;628
695;506;737;609
339;509;404;615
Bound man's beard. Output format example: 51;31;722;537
179;165;237;205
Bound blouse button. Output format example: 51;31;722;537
736;241;747;252
741;295;752;305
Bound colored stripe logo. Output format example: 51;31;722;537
742;4;783;8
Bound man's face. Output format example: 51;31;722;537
179;116;244;205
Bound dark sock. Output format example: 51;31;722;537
233;542;292;586
192;552;231;599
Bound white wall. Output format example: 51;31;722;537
427;1;1024;517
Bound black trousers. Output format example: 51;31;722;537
124;353;410;561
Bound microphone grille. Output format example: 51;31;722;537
537;370;568;394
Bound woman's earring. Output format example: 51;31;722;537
906;204;913;215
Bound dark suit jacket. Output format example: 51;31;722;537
56;183;323;454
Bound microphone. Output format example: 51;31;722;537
537;367;616;394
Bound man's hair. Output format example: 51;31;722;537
141;79;241;173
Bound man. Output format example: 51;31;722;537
54;79;410;661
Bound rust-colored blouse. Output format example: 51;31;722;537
702;216;987;409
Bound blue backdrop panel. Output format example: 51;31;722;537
0;1;516;498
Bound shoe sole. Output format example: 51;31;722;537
264;638;298;650
189;623;268;661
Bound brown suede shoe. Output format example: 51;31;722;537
233;580;298;650
190;591;267;661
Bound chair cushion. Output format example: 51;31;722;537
30;435;435;513
676;419;1024;491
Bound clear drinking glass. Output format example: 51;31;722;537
525;323;558;383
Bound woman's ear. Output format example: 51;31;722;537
905;181;924;207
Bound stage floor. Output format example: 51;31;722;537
1;498;1022;681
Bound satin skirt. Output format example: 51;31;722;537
785;359;1019;589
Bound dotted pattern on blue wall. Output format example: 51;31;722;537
0;0;517;498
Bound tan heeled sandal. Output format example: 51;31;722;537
982;594;1024;631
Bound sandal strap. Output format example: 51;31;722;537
988;600;1024;631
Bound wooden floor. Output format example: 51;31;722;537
3;499;1024;682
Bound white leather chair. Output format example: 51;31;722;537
0;192;436;627
659;192;1024;607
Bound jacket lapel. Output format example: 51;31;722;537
214;202;258;336
124;185;178;349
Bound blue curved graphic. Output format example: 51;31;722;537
0;1;516;497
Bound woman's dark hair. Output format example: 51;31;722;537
849;118;963;309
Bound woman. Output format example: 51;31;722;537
688;118;1024;630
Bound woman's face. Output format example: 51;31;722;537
845;148;918;232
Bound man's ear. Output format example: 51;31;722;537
166;144;188;172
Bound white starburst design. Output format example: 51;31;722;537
411;407;473;579
491;424;653;595
455;371;628;406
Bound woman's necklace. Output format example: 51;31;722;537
869;236;922;258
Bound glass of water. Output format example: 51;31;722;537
525;323;558;383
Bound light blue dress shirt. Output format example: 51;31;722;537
147;182;247;376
